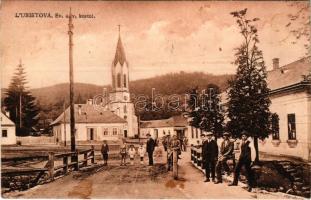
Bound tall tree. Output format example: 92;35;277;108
227;9;272;162
3;61;40;136
187;87;202;129
200;84;225;138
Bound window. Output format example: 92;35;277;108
2;130;8;137
117;73;121;87
168;130;171;135
195;128;198;138
113;128;118;136
124;96;128;101
288;114;296;140
103;128;109;136
271;113;280;140
163;130;166;136
191;127;194;139
124;74;127;87
123;105;127;113
154;129;158;138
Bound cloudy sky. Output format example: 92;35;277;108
1;1;309;89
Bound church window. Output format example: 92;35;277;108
117;73;121;87
123;105;127;113
124;74;127;87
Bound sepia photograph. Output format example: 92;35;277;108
0;0;310;199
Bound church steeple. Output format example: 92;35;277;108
111;25;129;92
113;25;127;66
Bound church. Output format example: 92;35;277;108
51;28;138;143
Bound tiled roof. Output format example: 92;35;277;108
50;104;127;125
140;115;188;128
267;57;310;90
113;36;127;66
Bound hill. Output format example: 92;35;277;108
1;71;233;123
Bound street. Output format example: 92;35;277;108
3;151;295;199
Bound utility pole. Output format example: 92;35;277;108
63;101;67;147
19;60;22;129
68;8;76;155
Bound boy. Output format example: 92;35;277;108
120;144;127;166
138;143;146;164
128;145;136;165
101;140;109;165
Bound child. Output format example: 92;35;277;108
101;140;109;165
128;145;136;165
138;143;146;165
120;144;127;166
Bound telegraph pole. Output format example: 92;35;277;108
68;8;76;154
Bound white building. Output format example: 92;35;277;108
1;112;16;145
258;57;311;161
51;104;127;144
140;115;188;140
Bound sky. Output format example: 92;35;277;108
0;1;309;89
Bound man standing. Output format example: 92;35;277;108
101;140;109;166
229;131;255;192
146;133;155;165
202;132;218;182
215;132;234;184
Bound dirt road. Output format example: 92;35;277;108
3;151;295;199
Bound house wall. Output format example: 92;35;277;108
258;90;311;161
16;136;55;145
53;122;127;143
1;125;16;145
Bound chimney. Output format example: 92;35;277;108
272;58;279;70
78;105;82;115
87;99;93;105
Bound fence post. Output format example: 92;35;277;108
91;145;95;164
63;156;68;174
75;151;80;171
48;152;55;181
173;148;178;180
84;152;88;167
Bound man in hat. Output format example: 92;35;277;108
229;131;255;192
202;132;218;182
215;132;234;184
146;133;155;165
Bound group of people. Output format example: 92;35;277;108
100;133;157;167
201;131;255;192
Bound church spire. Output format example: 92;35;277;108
113;25;127;66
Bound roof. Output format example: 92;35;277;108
220;56;311;104
113;36;127;66
267;57;311;90
140;115;188;128
1;112;15;126
50;104;127;126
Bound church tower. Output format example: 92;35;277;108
109;26;137;138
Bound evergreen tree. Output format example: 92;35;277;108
200;84;225;138
187;87;202;129
3;61;40;136
227;9;272;162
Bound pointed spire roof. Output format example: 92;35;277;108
113;26;127;66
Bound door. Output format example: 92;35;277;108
124;130;128;138
87;128;95;141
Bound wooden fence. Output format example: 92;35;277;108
191;145;205;172
1;146;95;188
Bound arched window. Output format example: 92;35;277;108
123;74;127;87
117;73;121;87
123;105;127;113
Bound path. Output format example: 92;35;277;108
3;150;295;199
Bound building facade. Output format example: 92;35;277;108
140;115;189;140
258;57;311;161
51;104;127;144
1;112;16;145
